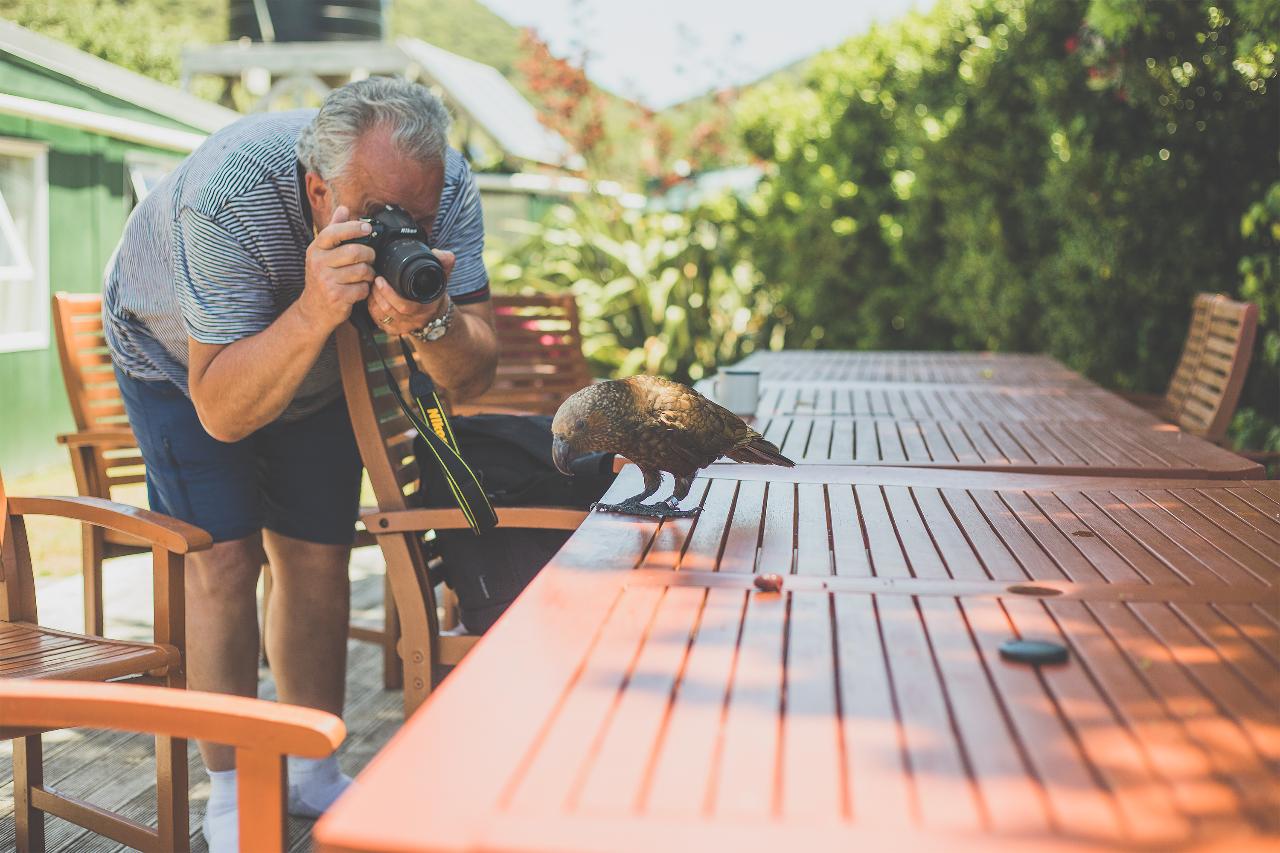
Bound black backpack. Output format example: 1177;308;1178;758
414;414;614;633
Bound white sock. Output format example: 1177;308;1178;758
287;755;352;818
202;768;238;853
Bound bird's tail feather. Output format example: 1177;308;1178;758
728;437;795;468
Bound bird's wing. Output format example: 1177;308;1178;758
651;398;744;465
652;424;714;470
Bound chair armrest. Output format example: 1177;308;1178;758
1;679;342;852
56;429;138;449
0;680;343;756
450;403;542;417
9;495;212;554
364;506;587;534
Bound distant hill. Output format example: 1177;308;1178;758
656;52;816;172
390;0;523;78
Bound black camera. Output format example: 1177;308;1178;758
341;203;446;303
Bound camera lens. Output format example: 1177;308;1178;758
382;238;446;303
402;256;446;302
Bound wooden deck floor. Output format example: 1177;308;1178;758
1;545;403;852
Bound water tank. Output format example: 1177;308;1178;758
229;0;383;42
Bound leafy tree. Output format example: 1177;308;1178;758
1;0;224;84
736;0;1278;447
516;29;609;167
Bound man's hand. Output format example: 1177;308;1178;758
366;249;457;336
298;205;377;331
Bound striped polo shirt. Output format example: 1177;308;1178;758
103;109;490;422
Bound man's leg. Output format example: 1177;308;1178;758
261;530;351;716
256;395;363;818
185;535;264;770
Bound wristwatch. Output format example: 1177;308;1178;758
409;300;455;343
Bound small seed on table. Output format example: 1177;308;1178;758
754;573;784;592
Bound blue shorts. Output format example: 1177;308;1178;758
115;368;363;545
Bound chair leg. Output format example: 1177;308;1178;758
82;525;105;636
155;732;190;853
13;734;46;853
382;575;403;690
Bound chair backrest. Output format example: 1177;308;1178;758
335;322;422;512
51;293;146;499
1163;292;1216;415
52;293;130;432
1173;294;1258;442
456;293;593;416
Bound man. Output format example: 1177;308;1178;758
103;77;497;851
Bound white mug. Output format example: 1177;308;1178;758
715;368;760;416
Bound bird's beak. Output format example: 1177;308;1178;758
552;436;577;476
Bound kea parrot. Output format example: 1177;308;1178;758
551;375;795;519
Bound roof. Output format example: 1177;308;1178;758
0;19;239;134
397;38;582;170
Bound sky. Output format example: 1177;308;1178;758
482;0;923;109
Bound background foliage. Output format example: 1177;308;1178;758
733;0;1278;447
491;198;789;381
500;0;1277;450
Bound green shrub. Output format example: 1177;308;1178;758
736;0;1278;445
488;198;793;383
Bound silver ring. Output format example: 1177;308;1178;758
379;314;394;326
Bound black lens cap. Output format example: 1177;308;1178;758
999;639;1069;666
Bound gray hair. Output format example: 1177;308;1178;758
296;77;452;181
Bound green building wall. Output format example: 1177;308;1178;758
0;54;206;477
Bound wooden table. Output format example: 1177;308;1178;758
701;361;1262;479
735;350;1093;387
315;466;1280;852
754;414;1262;477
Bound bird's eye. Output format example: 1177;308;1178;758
575;418;587;431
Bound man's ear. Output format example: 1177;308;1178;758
304;171;333;230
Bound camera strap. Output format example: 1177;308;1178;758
352;308;497;534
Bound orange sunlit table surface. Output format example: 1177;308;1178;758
316;465;1280;852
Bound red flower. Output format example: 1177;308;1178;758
1065;36;1078;54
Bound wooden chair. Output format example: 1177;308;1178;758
1;465;211;852
1124;292;1258;444
52;293;402;688
0;680;343;853
51;292;149;636
450;293;594;416
335;321;589;715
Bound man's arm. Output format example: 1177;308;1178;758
365;266;499;403
412;297;498;402
187;208;375;442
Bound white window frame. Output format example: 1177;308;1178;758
124;150;180;209
0;138;50;354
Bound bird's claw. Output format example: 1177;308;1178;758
592;497;701;519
